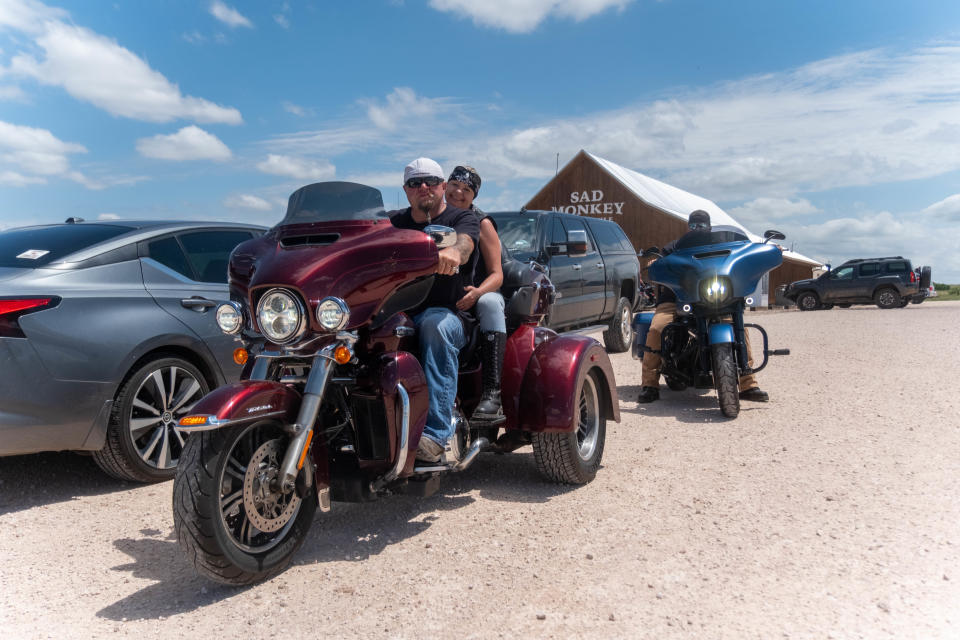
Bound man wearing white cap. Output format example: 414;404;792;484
390;157;480;462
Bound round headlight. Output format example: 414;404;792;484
215;302;243;334
316;297;350;331
700;277;732;304
256;289;305;344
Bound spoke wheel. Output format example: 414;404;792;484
94;356;209;483
532;368;606;484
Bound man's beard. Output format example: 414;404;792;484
415;195;438;219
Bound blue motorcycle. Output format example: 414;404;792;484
633;226;790;418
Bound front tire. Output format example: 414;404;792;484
710;344;740;418
602;297;633;353
796;292;820;311
93;355;209;483
532;369;606;484
173;420;317;585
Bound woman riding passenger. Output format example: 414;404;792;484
446;165;506;425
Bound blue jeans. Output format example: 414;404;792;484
413;307;466;446
475;292;506;333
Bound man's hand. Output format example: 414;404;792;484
456;285;481;310
437;247;461;276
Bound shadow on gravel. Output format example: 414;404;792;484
0;451;136;516
99;450;580;620
619;385;765;423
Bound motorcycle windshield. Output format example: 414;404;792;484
280;182;389;225
672;225;750;251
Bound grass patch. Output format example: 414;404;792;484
930;283;960;301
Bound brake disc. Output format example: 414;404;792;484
242;438;301;533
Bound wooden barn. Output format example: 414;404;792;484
524;150;820;305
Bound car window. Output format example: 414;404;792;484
859;263;880;276
0;224;134;268
614;225;636;252
179;230;254;283
489;214;540;259
560;217;595;252
885;261;908;273
549;217;566;245
586;220;625;254
830;266;854;280
146;236;195;279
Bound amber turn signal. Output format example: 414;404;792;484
179;415;208;426
233;348;248;365
333;345;352;364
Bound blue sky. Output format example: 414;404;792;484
2;0;960;279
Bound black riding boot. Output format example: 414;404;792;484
472;331;506;425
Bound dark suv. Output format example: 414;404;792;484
784;256;930;310
489;210;642;351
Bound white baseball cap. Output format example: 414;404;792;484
403;157;444;183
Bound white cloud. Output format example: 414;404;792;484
362;87;450;131
0;170;46;186
0;119;85;178
428;0;633;33
274;14;290;29
729;197;821;229
283;101;306;116
209;1;252;28
923;193;960;223
136;126;232;161
4;7;241;124
225;194;274;211
0;85;26;101
256;154;336;180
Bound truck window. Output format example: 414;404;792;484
586;220;626;254
885;261;908;273
829;266;854;280
859;263;880;276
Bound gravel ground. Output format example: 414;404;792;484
2;301;958;639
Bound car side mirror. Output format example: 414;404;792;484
423;224;457;249
640;246;662;258
566;229;588;257
764;230;786;242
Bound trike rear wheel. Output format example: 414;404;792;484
532;368;605;484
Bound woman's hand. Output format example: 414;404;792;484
456;285;481;310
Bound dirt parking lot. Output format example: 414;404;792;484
2;301;958;639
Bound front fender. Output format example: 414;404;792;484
708;323;734;345
178;380;301;432
514;333;620;433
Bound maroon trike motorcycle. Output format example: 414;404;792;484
172;182;620;584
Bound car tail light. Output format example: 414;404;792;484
0;297;60;338
910;270;916;283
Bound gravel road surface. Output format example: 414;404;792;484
2;301;958;639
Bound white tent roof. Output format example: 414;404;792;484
587;152;820;266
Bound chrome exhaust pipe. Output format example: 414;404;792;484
453;437;488;472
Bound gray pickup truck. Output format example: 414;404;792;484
489;210;642;352
784;256;930;310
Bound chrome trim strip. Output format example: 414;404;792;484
176;409;288;433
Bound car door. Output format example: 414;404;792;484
566;217;605;321
543;216;582;327
821;265;856;301
855;262;881;297
140;229;256;382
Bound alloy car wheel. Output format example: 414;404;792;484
93;356;209;483
797;292;819;311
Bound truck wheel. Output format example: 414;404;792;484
93;355;209;483
602;297;633;353
874;288;901;309
532;368;605;484
796;292;820;311
710;344;740;418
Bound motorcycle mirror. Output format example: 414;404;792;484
423;224;457;249
763;230;786;242
640;246;661;257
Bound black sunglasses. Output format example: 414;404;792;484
405;176;443;189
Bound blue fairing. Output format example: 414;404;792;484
647;237;783;304
708;323;734;345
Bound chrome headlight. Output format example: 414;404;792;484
316;297;350;331
256;288;306;344
215;302;243;334
700;277;733;304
